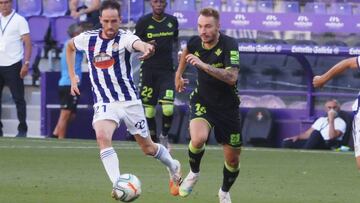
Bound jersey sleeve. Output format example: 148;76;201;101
73;32;87;51
123;31;140;52
224;37;240;69
173;17;179;42
18;16;29;35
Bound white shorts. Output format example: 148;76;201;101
92;100;149;138
353;112;360;157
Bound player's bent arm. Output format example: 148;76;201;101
175;48;189;92
21;33;32;66
202;65;239;86
66;39;80;95
297;127;315;140
132;40;154;60
313;57;358;87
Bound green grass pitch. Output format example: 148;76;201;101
0;137;359;203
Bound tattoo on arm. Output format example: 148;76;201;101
203;65;239;85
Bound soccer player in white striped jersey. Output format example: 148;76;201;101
65;0;182;198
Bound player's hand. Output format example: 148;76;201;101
138;43;155;61
185;54;206;69
283;136;298;142
313;75;326;88
19;64;29;79
147;40;157;46
70;79;80;96
327;109;337;120
175;74;189;93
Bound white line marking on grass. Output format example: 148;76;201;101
0;143;354;156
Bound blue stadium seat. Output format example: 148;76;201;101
42;0;68;18
303;2;326;14
327;3;353;15
171;0;196;11
200;0;222;11
51;16;77;49
12;0;17;11
17;0;42;18
121;0;144;23
256;0;273;13
278;1;299;13
225;0;247;12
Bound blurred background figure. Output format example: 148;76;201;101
0;0;31;137
51;22;86;139
69;0;101;27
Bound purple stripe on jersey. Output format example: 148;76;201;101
125;50;139;99
100;39;119;100
89;36;109;103
112;36;132;101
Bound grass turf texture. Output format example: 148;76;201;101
0;137;359;203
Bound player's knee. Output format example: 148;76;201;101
162;104;174;116
144;105;156;118
225;157;240;169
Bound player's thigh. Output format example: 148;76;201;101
139;69;158;105
93;119;118;139
92;102;122;129
158;71;175;103
213;108;242;148
123;100;149;138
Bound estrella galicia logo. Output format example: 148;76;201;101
135;120;146;130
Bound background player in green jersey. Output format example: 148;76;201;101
175;7;241;203
135;0;179;151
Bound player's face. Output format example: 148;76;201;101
150;0;167;15
197;15;219;44
100;8;121;39
0;0;12;16
325;101;339;113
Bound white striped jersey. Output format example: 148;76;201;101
73;29;140;104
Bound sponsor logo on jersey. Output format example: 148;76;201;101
147;25;155;29
167;22;173;28
147;31;174;39
230;50;239;64
215;48;222;56
93;52;115;69
194;51;200;57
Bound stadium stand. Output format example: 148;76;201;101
277;1;300;13
12;0;17;11
225;0;247;12
171;0;196;11
17;0;42;18
51;16;77;49
42;0;69;18
256;0;273;13
327;2;353;15
303;2;327;14
121;0;144;23
200;0;222;11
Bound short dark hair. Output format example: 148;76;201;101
99;0;121;16
199;7;219;22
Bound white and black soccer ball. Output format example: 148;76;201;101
112;174;142;202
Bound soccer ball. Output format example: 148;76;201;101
112;174;142;202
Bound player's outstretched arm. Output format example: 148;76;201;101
175;48;189;92
313;57;358;88
66;38;80;96
132;40;155;60
185;54;238;86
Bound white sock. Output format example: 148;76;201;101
100;147;120;184
153;143;176;172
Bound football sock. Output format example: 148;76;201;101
100;147;120;184
221;162;240;192
147;117;157;142
153;143;177;172
188;142;205;173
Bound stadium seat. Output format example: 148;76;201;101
258;95;286;109
121;0;144;23
17;0;42;17
256;0;273;13
278;1;299;13
171;0;196;11
337;111;353;147
303;2;326;14
225;0;247;12
288;101;307;109
241;107;274;147
327;3;352;15
200;0;222;11
42;0;68;18
51;16;77;49
12;0;17;11
239;95;259;108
